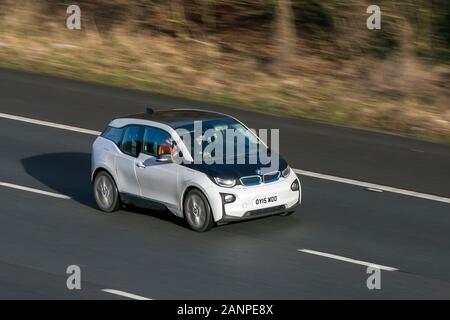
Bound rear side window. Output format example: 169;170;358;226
101;126;123;146
120;126;143;158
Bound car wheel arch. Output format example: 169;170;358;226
92;167;116;185
181;185;212;216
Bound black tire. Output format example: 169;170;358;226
183;189;215;232
93;171;120;212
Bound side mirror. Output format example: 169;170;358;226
156;153;173;163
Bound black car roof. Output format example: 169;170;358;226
116;109;234;129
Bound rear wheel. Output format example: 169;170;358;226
93;171;120;212
184;189;215;232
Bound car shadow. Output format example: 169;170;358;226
22;152;95;208
21;152;188;229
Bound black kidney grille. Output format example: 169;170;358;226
240;175;262;186
262;171;280;183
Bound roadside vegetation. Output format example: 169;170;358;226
0;0;449;142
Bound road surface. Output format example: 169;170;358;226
0;68;449;299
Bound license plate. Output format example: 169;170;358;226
254;195;280;207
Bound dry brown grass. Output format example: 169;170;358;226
0;0;449;142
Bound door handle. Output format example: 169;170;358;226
136;162;146;169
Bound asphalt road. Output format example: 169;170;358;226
0;68;450;299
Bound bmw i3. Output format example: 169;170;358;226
91;108;301;232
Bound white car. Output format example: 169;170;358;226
91;108;301;232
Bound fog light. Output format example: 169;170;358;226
291;180;299;191
223;194;236;203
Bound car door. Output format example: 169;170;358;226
135;126;180;210
115;125;143;196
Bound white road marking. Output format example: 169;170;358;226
0;112;449;205
0;182;70;199
298;249;398;272
366;187;383;193
0;112;101;136
101;289;152;300
293;169;450;204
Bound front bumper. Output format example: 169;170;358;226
216;200;300;225
213;174;301;224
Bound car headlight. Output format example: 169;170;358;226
213;177;236;188
281;166;291;178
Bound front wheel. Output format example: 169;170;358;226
93;171;120;212
184;189;215;232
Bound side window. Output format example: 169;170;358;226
120;126;143;158
101;126;123;146
143;127;173;156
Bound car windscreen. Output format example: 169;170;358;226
175;118;264;162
